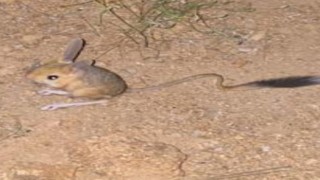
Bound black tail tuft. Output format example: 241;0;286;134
251;76;320;88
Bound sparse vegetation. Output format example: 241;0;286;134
62;0;255;47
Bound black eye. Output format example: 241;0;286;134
47;75;59;80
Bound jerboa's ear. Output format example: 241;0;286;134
63;38;86;63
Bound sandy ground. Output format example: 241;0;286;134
0;0;319;179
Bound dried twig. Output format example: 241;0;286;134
208;166;292;180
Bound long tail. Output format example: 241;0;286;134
128;73;227;92
245;76;320;88
127;74;320;92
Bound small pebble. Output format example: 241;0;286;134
261;145;271;152
305;158;318;165
250;31;267;41
22;35;43;45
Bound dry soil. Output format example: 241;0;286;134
0;0;319;179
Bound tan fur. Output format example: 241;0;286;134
26;38;320;111
26;63;77;88
71;87;112;99
26;61;127;98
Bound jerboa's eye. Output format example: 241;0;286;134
47;75;59;80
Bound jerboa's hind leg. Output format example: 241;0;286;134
40;88;111;111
